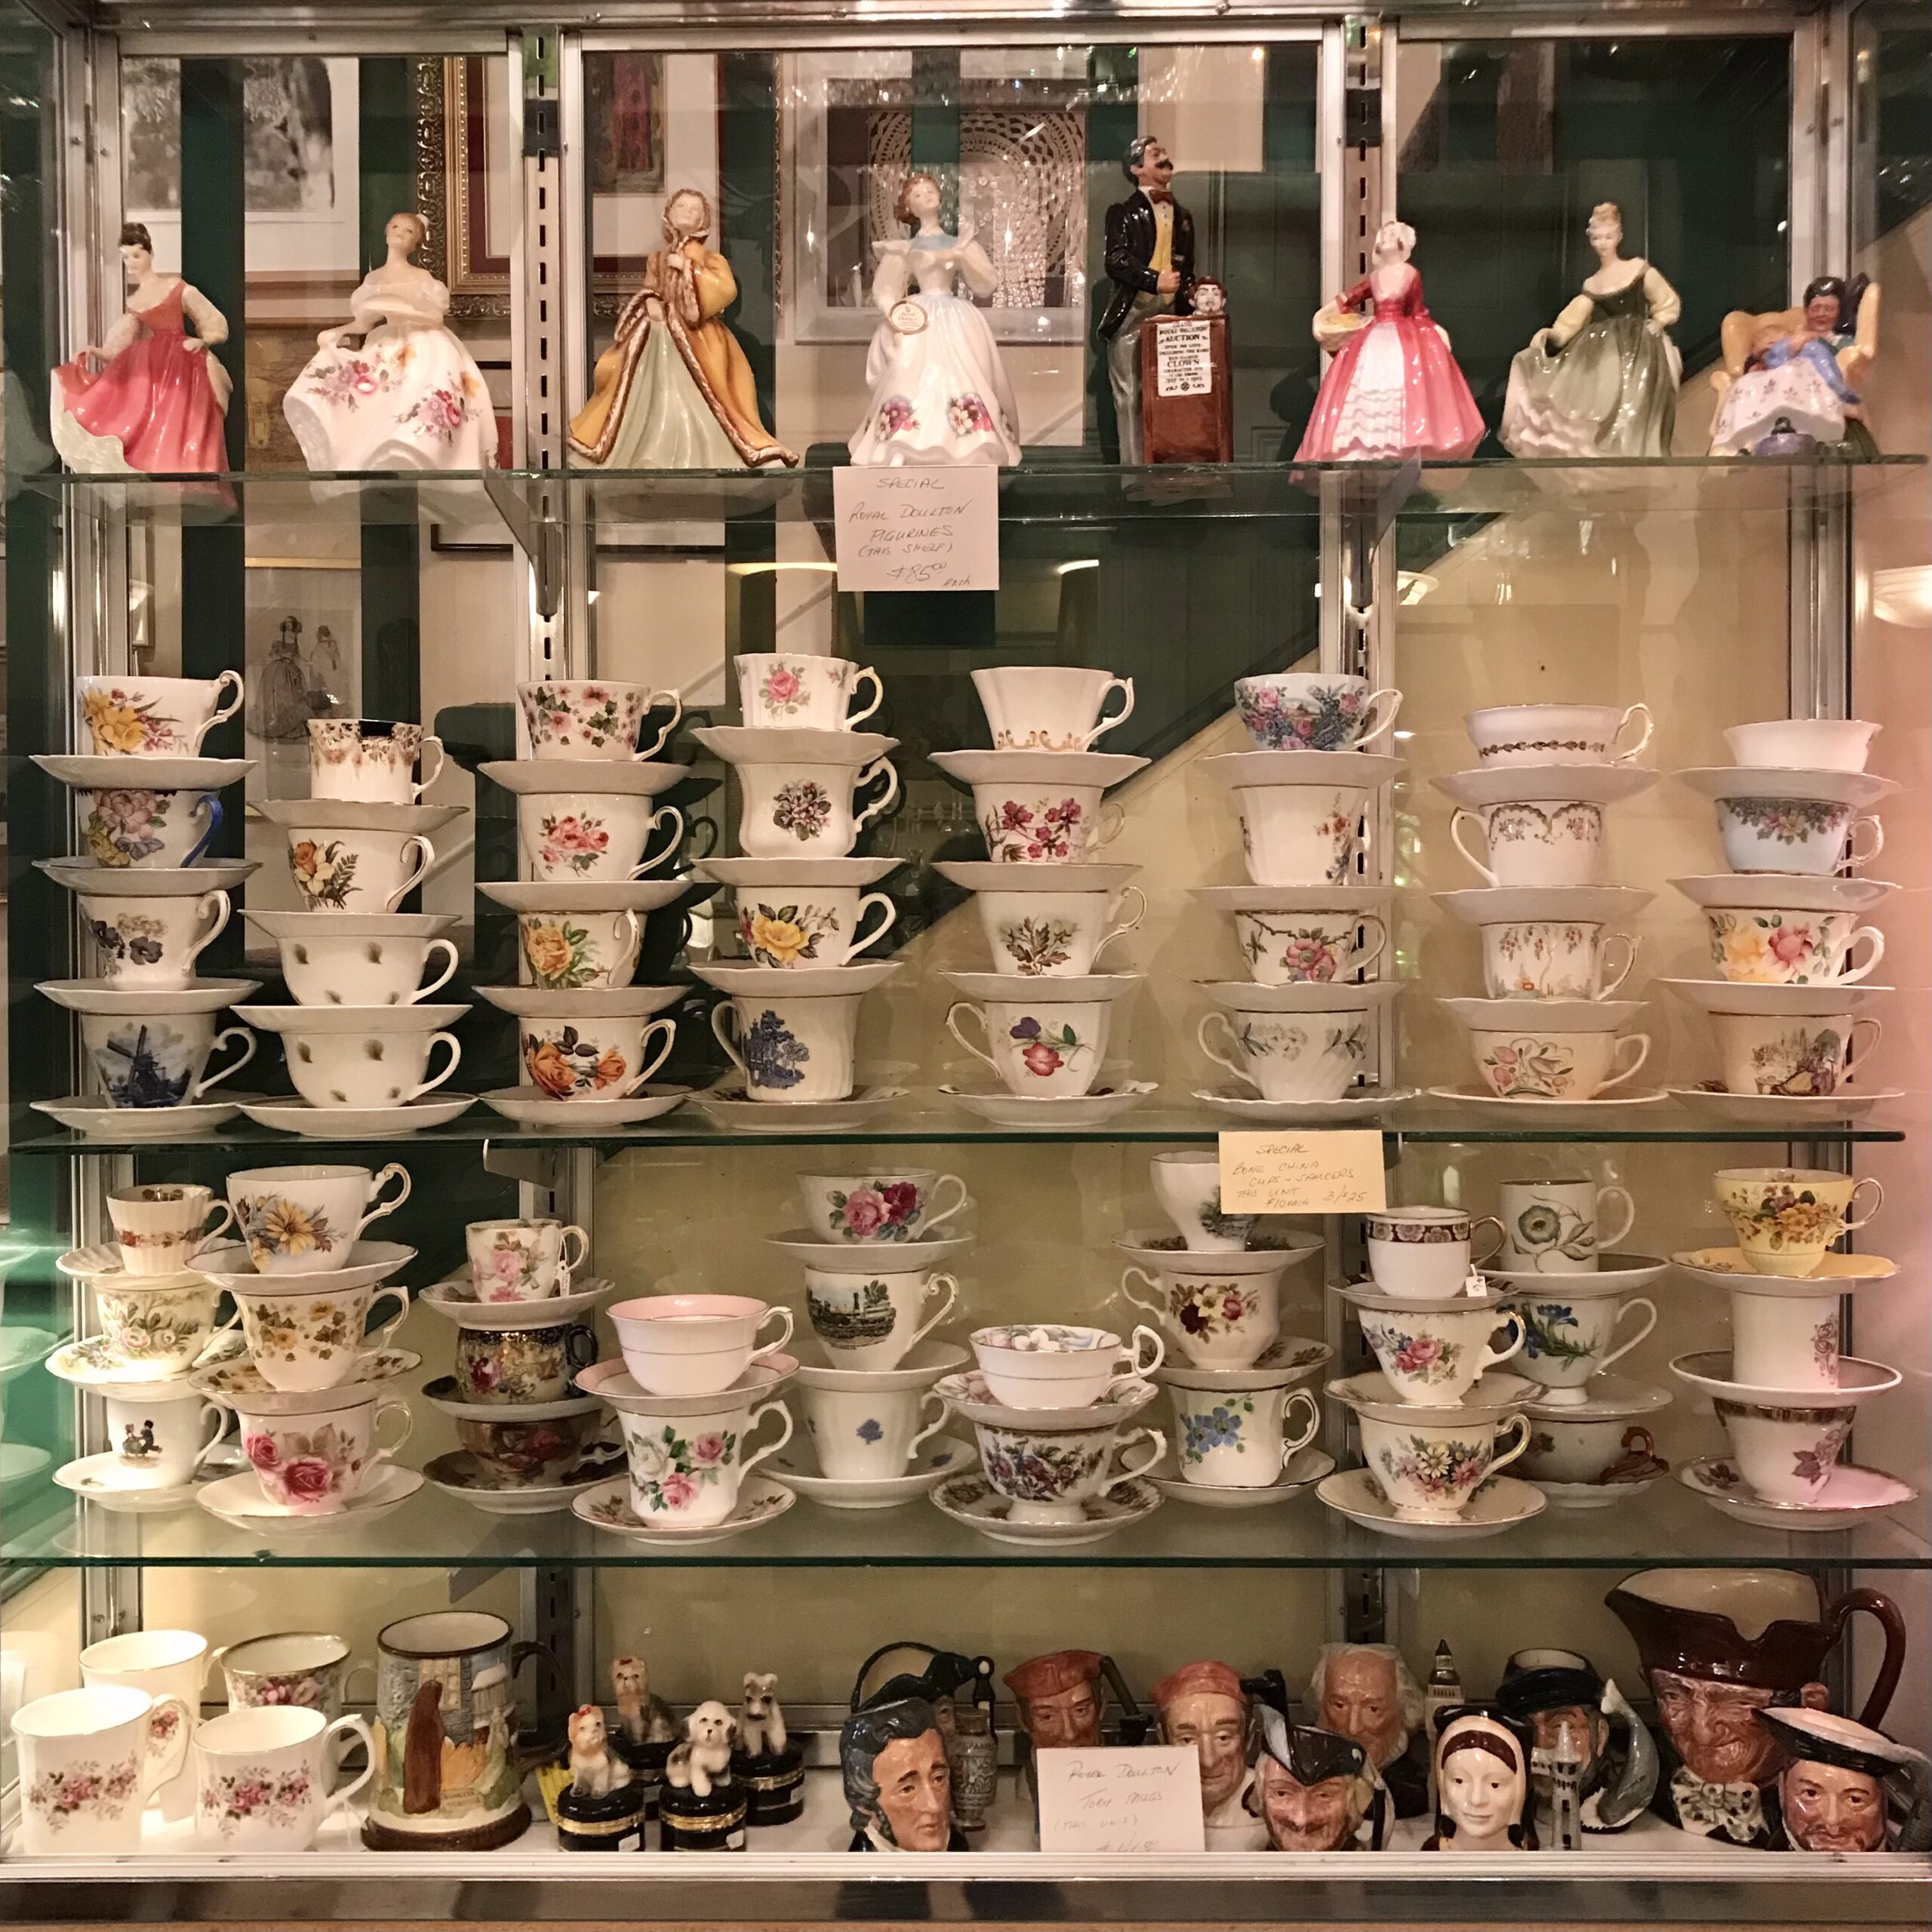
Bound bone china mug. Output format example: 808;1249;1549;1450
12;1686;194;1854
193;1706;376;1850
79;1627;209;1815
1497;1177;1637;1271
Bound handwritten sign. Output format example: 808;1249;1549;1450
1217;1130;1388;1214
1155;318;1215;398
833;466;999;593
1035;1746;1205;1854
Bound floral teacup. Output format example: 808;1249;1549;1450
228;1164;411;1276
1480;921;1636;1001
80;671;243;757
1712;1013;1881;1097
454;1321;598;1404
1355;1302;1526;1407
1497;1178;1635;1271
1232;673;1401;752
79;888;230;989
210;1632;372;1718
465;1219;590;1300
946;997;1112;1098
1714;1168;1883;1277
1716;795;1884;878
236;1395;413;1514
456;1409;613;1486
712;990;861;1103
798;1170;969;1244
737;758;899;860
1168;1383;1319;1486
1451;800;1605;889
97;1278;238;1376
1355;1407;1531;1522
1502;1290;1655;1395
519;1015;675;1102
234;1284;408;1395
1151;1149;1255;1252
972;1416;1166;1521
81;1013;256;1109
737;654;882;731
308;719;445;804
1706;907;1885;986
78;786;223;869
974;783;1124;864
518;909;641;989
193;1706;375;1850
1468;1027;1651;1102
1198;1007;1371;1103
803;1268;957;1371
1120;1262;1283;1369
1234;906;1388;986
735;888;897;968
971;666;1135;752
518;679;681;761
970;1322;1164;1409
976;884;1144;978
285;827;432;914
78;1628;209;1810
518;796;685;883
1233;783;1365;888
1713;1395;1853;1504
620;1395;792;1527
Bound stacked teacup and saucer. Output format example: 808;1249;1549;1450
1321;1200;1548;1541
418;1217;621;1515
1193;669;1407;1120
761;1168;977;1509
481;677;712;1131
34;669;263;1140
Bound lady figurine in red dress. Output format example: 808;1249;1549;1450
1295;219;1484;463
51;223;231;474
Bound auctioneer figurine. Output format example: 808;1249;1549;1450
1098;135;1196;466
1709;275;1881;457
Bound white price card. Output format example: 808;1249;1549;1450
1217;1129;1388;1214
1034;1746;1206;1855
833;465;1000;593
1155;317;1215;397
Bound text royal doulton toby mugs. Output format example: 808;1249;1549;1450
1496;1648;1659;1838
1424;1706;1539;1852
1254;1707;1386;1851
840;1697;968;1852
1304;1641;1431;1818
1151;1661;1264;1850
1098;134;1196;465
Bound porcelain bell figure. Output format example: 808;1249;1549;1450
1254;1709;1385;1851
52;223;231;474
1305;1641;1430;1818
1496;1648;1659;1838
840;1697;967;1851
1098;135;1196;466
1757;1709;1932;1854
848;172;1021;466
1501;203;1682;459
1151;1661;1265;1850
1710;275;1881;457
1424;1706;1538;1851
284;212;496;470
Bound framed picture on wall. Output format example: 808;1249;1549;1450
243;560;363;802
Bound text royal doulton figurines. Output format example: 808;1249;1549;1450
52;222;231;474
1099;134;1197;466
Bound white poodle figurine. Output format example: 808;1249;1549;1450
567;1704;630;1798
739;1672;787;1758
665;1700;737;1798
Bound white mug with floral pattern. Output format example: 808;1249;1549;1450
1716;795;1884;878
737;757;899;860
798;1169;969;1244
78;887;230;989
519;1014;675;1104
1451;799;1606;889
82;1012;257;1109
236;1395;413;1514
1497;1178;1635;1271
265;915;461;1008
107;1181;235;1276
228;1163;411;1277
1355;1407;1531;1522
1235;906;1387;987
971;1415;1166;1522
1479;921;1637;1001
517;678;682;761
974;884;1145;977
95;1281;241;1375
800;1381;949;1478
1168;1383;1318;1487
1356;1301;1526;1407
1713;1167;1883;1278
1150;1149;1256;1253
466;1218;590;1300
77;786;223;869
971;782;1124;864
79;671;244;758
1705;906;1885;987
517;909;641;989
1713;1395;1852;1505
946;996;1112;1099
1505;1289;1657;1395
192;1705;375;1850
283;826;432;913
1729;1287;1844;1391
735;886;897;968
1712;1012;1881;1098
307;718;445;804
79;1629;208;1817
285;1021;463;1111
211;1632;374;1719
1198;1007;1371;1103
620;1395;793;1527
803;1267;957;1371
234;1283;410;1395
736;654;883;731
1120;1261;1282;1369
1234;783;1367;888
518;794;685;883
712;989;862;1103
13;1685;192;1855
1365;1207;1505;1300
1467;1026;1651;1102
971;666;1136;752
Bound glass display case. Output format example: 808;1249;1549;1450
1;2;1927;1921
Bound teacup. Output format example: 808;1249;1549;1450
235;1284;409;1395
1151;1149;1256;1252
518;796;685;882
1451;800;1605;889
1713;1395;1851;1504
1730;1291;1844;1390
1480;921;1636;1001
466;1219;590;1301
101;1389;227;1488
619;1395;793;1527
12;1686;192;1855
308;718;445;804
78;786;222;869
972;1415;1165;1521
1232;673;1401;752
1356;1407;1532;1521
1504;1290;1657;1393
798;1170;969;1244
1198;1007;1371;1103
82;1013;254;1109
1468;1026;1651;1101
946;997;1112;1098
735;888;896;969
1518;1417;1665;1485
516;909;640;989
1725;718;1878;773
804;1268;958;1371
1365;1207;1504;1301
519;1014;674;1103
80;671;243;757
454;1321;598;1404
1497;1178;1636;1272
969;1321;1164;1410
1716;795;1883;877
974;885;1144;978
285;827;432;914
211;1632;373;1717
1712;1013;1881;1097
265;917;460;1007
455;1409;613;1485
800;1382;949;1479
1706;906;1885;986
973;783;1123;863
235;1395;413;1513
971;666;1135;752
108;1182;235;1275
80;888;230;988
609;1293;795;1397
737;654;882;731
712;990;862;1103
1234;906;1388;986
1355;1302;1526;1407
96;1281;240;1374
1121;1261;1284;1369
518;679;681;760
228;1164;411;1275
1713;1168;1883;1277
1169;1383;1320;1485
79;1629;208;1814
1233;783;1366;887
285;1020;463;1109
193;1706;375;1850
1466;702;1652;768
737;758;899;860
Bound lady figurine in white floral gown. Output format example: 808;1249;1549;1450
849;173;1021;466
284;211;497;470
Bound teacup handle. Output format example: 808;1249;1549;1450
1845;817;1884;871
413;734;447;799
192;1200;238;1254
1094;887;1148;968
944;1001;998;1073
1279;1389;1321;1457
1468;1215;1506;1266
923;1174;971;1235
565;1326;599;1373
632;807;687;878
1610;703;1655;764
368;1396;414;1470
909;1390;951;1455
1127;1323;1165;1377
192;1400;228;1470
414;940;460;1001
1351;912;1390;977
557;1224;591;1285
1843;1177;1884;1234
188;669;246;750
1478;1310;1527;1374
1091;801;1128;854
1487;1412;1533;1477
906;1274;958;1352
1839;927;1886;984
608;909;644;975
194;1302;245;1362
854;757;900;832
1078;675;1137;750
750;1305;795;1366
143;1693;194;1777
184;792;224;866
1197;1011;1257;1090
710;1001;750;1082
1595;932;1639;998
1843;1017;1884;1082
356;1162;412;1238
1108;1425;1168;1487
322;1713;377;1813
850;892;899;958
632;688;685;761
189;1024;257;1097
738;1398;795;1475
405;1032;463;1100
363;1286;411;1352
383;835;434;910
620;1018;678;1096
1353;688;1404;749
1449;808;1499;885
186;889;233;968
1119;1266;1166;1323
1594;1185;1637;1251
1599;1296;1657;1370
1595;1033;1651;1093
845;666;884;728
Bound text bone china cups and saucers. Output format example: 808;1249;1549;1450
971;666;1136;752
609;1294;795;1397
226;1164;411;1275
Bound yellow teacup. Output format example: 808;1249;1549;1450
1713;1168;1884;1278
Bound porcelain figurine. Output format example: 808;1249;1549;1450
1496;1648;1658;1837
1424;1706;1538;1851
612;1654;678;1749
1295;220;1484;464
1758;1710;1932;1854
1711;275;1881;457
284;212;495;470
1501;203;1681;459
570;188;799;470
1098;135;1196;465
1151;1661;1265;1850
1306;1642;1430;1819
665;1701;737;1799
566;1705;630;1798
51;223;231;474
841;1697;967;1851
848;172;1020;467
850;1644;998;1834
1254;1709;1385;1851
734;1671;806;1826
659;1700;746;1852
552;1708;644;1851
1003;1650;1109;1752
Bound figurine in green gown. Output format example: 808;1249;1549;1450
1501;204;1682;460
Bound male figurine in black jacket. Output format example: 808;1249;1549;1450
1098;134;1195;464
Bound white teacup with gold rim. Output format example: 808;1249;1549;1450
971;666;1136;752
107;1182;235;1276
734;886;896;969
1466;702;1653;768
79;672;244;758
1356;1407;1533;1522
1712;1011;1881;1097
737;654;883;731
970;1321;1164;1409
227;1163;412;1276
1365;1207;1504;1300
307;718;444;804
609;1292;795;1397
1169;1382;1319;1486
971;1414;1165;1522
233;1282;410;1395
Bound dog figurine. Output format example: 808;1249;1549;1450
665;1700;737;1798
739;1672;787;1758
611;1654;678;1746
567;1703;630;1798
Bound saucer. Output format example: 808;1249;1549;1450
574;1472;795;1546
1317;1467;1546;1541
790;1345;970;1392
1528;1474;1659;1511
237;1094;476;1138
940;1082;1155;1128
764;1229;974;1271
479;878;714;915
38;978;261;1015
1201;749;1403;790
255;798;466;835
475;984;686;1020
1440;995;1643;1033
703;857;905;889
1670;872;1894;914
1669;1350;1901;1405
928;1470;1161;1546
574;1355;798;1416
1678;1457;1917;1531
47;1331;246;1395
0;1444;54;1492
932;1371;1158;1430
197;1464;423;1534
1432;765;1654;809
57;1244;205;1287
1325;1369;1535;1423
1192;1085;1414;1123
699;726;898;768
418;1276;614;1328
32;752;254;791
770;1438;977;1511
423;1374;610;1423
480;1084;693;1129
1660;977;1891;1017
1149;1446;1334;1509
39;858;260;895
1425;1085;1671;1110
236;1001;468;1034
1479;1252;1671;1294
1675;766;1900;811
189;1241;417;1297
695;1086;905;1134
1154;1339;1333;1392
929;747;1146;789
1199;979;1403;1014
193;1349;421;1414
942;971;1144;1004
1114;1230;1321;1274
1521;1374;1672;1422
424;1449;626;1515
54;1444;248;1514
1669;1248;1898;1293
33;1094;248;1139
695;961;902;998
479;758;691;798
1189;883;1394;916
934;860;1137;894
1666;1084;1900;1124
1432;885;1654;926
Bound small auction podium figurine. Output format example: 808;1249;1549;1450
1141;276;1234;466
1099;136;1196;465
841;1697;969;1852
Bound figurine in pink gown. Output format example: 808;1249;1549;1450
1295;220;1484;463
51;223;232;474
